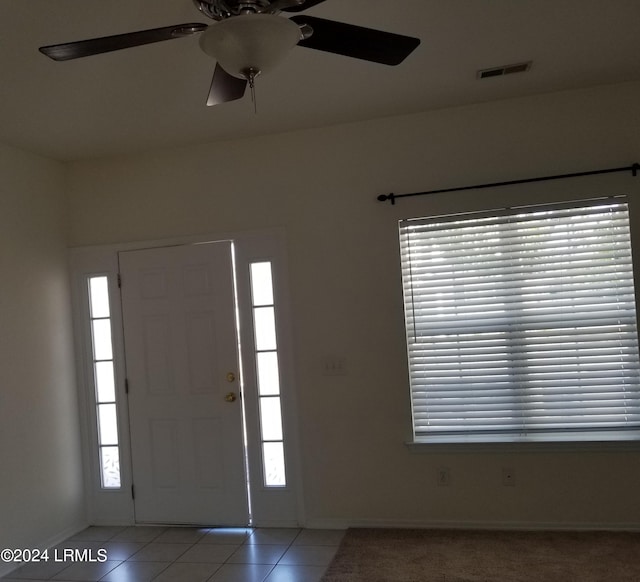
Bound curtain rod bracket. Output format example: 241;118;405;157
378;163;640;205
378;193;396;205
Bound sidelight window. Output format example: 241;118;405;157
250;262;287;487
88;276;121;488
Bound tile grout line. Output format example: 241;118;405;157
97;526;181;582
259;527;305;582
122;526;224;582
266;528;304;579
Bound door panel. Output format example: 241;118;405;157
119;242;248;525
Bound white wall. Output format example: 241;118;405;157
0;143;85;568
67;81;640;529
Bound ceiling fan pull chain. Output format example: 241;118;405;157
250;79;257;114
244;68;259;114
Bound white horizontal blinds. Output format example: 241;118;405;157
400;199;640;440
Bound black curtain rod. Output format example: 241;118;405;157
377;163;640;205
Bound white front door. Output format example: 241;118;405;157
119;242;249;525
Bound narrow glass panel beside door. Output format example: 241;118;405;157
256;352;280;396
88;275;121;489
100;446;121;488
253;307;278;351
259;397;284;441
250;262;287;488
94;361;116;402
262;442;286;487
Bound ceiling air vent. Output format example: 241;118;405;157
477;61;532;79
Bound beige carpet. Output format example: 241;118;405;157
321;528;640;582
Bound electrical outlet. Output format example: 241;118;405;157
502;467;515;486
437;467;451;487
322;356;347;376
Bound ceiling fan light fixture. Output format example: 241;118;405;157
199;14;301;80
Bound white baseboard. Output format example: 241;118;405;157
87;519;135;527
251;519;300;528
304;517;640;532
0;520;89;578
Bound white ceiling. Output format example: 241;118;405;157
1;0;639;161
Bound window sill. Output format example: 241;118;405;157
406;435;640;454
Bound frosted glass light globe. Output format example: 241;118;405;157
199;14;301;80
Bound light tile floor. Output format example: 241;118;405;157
2;526;344;582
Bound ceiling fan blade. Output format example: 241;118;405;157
207;63;247;106
39;23;208;61
281;0;328;12
290;15;420;65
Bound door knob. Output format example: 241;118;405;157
225;392;237;403
226;372;236;382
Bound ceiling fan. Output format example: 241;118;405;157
39;0;420;106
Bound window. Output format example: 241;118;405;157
87;276;122;487
399;199;640;443
250;262;287;486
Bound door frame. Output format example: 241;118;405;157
69;228;304;527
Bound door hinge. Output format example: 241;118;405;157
131;484;135;500
125;378;129;394
117;273;122;288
